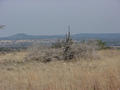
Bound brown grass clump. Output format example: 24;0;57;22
0;50;119;90
0;51;27;63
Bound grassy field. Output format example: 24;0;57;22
0;50;120;90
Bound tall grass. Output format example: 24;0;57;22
0;50;120;90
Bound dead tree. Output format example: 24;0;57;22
63;25;74;60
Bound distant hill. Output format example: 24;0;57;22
0;33;64;40
0;33;120;41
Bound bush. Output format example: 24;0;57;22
25;44;64;63
97;40;106;49
72;41;98;60
25;40;99;63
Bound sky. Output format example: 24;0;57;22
0;0;120;37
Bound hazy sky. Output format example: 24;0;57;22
0;0;120;36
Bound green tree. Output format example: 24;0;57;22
97;40;106;49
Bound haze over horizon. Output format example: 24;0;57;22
0;0;120;37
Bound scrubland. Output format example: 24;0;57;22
0;49;119;90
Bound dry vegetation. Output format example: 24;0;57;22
0;49;119;90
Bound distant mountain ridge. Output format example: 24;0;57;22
0;33;64;40
0;33;120;41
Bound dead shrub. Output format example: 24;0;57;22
25;40;99;63
72;40;99;60
25;44;64;62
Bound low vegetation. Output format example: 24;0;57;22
0;32;119;90
0;49;119;90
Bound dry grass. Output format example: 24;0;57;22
0;50;120;90
0;51;27;63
